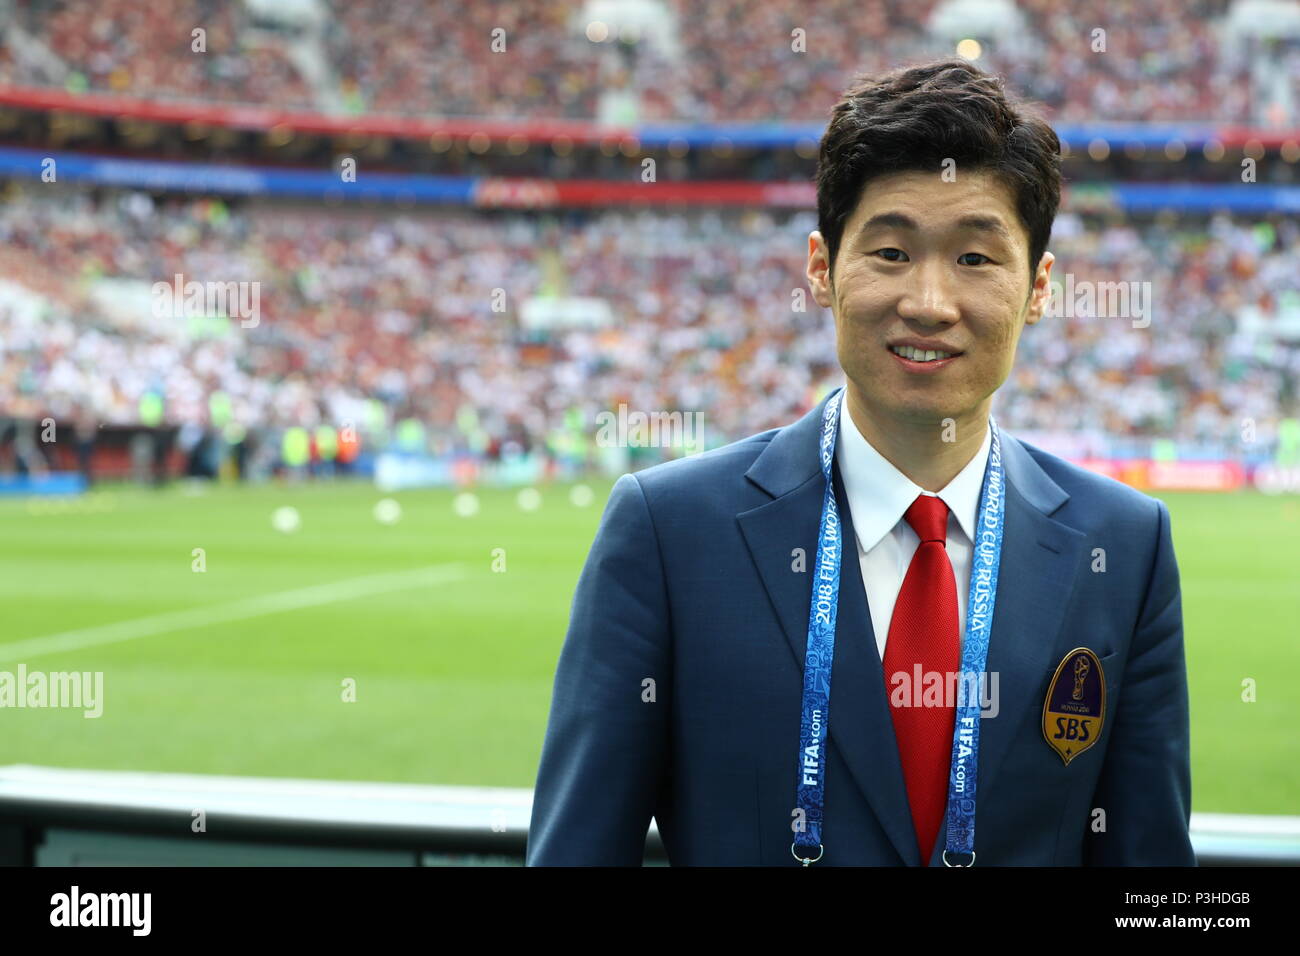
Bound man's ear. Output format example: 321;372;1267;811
1024;250;1055;326
807;231;835;309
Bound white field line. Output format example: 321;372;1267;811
0;563;466;663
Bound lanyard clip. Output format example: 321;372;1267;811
792;842;824;866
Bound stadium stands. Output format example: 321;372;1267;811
0;181;1296;471
0;0;1297;474
0;0;1292;123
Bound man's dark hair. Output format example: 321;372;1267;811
816;58;1061;291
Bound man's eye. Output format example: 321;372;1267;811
958;252;991;266
873;248;907;262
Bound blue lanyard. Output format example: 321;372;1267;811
792;386;1006;867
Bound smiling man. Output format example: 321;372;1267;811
527;59;1195;867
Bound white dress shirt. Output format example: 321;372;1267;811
834;391;994;662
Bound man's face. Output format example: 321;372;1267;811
806;168;1054;431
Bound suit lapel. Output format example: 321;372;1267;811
823;458;926;865
927;430;1088;865
738;391;919;865
739;393;1088;867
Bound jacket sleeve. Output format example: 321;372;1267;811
525;473;672;865
1084;497;1196;865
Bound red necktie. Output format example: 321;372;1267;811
883;493;960;864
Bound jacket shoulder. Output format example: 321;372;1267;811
1010;433;1166;524
626;425;781;495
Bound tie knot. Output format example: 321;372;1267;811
904;493;949;544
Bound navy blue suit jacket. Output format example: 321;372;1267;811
527;390;1195;865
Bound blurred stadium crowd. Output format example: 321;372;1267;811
0;0;1293;124
0;182;1296;474
0;0;1297;479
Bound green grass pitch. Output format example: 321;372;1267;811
0;479;1294;815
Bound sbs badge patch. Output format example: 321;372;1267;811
1042;647;1106;765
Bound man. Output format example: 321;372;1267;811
526;59;1194;866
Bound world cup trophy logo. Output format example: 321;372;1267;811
1072;654;1091;700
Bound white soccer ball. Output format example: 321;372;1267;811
272;506;301;533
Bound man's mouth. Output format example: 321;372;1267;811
887;344;961;363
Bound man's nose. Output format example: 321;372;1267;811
896;257;961;324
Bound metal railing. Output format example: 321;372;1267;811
0;765;1293;866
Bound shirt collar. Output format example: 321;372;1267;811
834;389;993;553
